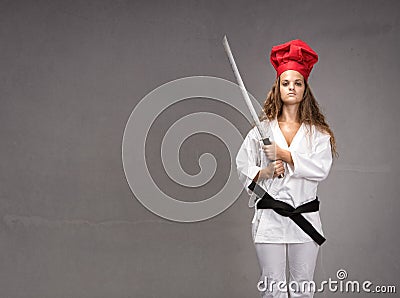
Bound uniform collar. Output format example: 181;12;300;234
271;118;304;150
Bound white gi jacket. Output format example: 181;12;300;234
236;119;333;243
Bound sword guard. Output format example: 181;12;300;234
262;138;271;145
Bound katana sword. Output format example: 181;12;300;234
222;35;284;178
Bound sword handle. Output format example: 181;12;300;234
262;138;284;179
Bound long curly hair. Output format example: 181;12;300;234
260;77;338;157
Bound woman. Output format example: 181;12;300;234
236;39;337;298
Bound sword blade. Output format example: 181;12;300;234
222;35;268;140
223;35;284;178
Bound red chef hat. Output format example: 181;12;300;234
270;39;318;81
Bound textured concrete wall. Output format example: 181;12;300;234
0;0;399;297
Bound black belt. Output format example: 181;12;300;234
248;180;326;246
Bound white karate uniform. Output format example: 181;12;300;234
236;119;333;243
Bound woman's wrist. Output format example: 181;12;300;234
280;149;294;167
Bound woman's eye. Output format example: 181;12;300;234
295;82;303;86
282;82;288;86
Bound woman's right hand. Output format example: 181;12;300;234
259;160;285;179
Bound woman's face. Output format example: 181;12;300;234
279;70;305;105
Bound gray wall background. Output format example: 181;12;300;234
1;0;399;297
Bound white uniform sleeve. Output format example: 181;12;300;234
236;130;261;190
236;128;262;196
287;131;333;182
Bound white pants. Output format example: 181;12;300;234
255;242;319;298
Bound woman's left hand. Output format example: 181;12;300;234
263;142;293;166
262;142;283;161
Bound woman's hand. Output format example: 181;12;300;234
258;160;285;180
262;142;283;160
262;142;294;167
